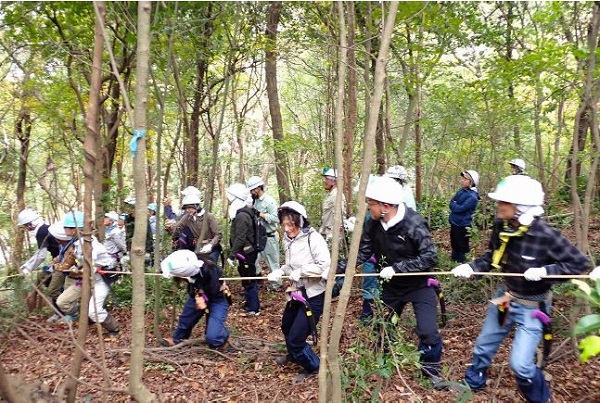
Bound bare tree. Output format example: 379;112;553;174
265;1;291;202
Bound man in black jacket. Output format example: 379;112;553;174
355;175;442;385
226;183;260;316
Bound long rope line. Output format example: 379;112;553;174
1;270;593;283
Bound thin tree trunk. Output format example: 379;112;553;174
322;3;399;401
265;1;291;202
0;363;25;403
342;2;357;215
128;2;155;400
550;98;564;194
64;2;105;400
534;79;546;187
13;108;31;272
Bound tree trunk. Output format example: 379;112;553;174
534;79;546;187
64;2;105;400
265;1;291;202
13;108;31;273
550;98;564;194
321;3;399;401
342;2;357;215
128;2;155;401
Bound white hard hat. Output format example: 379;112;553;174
461;170;480;187
181;193;202;206
509;158;526;171
226;183;250;202
160;249;202;278
48;221;71;241
17;208;40;226
321;167;338;178
181;186;202;198
246;176;264;190
488;175;544;206
365;176;404;205
279;201;308;219
105;211;119;222
385;165;409;181
124;197;136;205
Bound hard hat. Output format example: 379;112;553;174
509;158;526;171
461;170;480;187
119;213;128;221
365;176;404;205
181;193;202;207
160;249;202;278
181;186;202;198
488;175;544;206
17;208;40;226
124;197;136;205
63;211;84;228
226;183;250;202
246;176;264;190
147;203;157;212
385;165;409;181
105;211;119;222
353;174;378;193
322;167;338;178
48;221;71;241
279;201;308;219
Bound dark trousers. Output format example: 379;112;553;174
382;286;443;376
238;253;259;312
450;224;470;263
281;291;325;373
172;294;230;348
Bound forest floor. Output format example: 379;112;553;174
1;222;599;402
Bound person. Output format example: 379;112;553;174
45;221;73;322
267;201;330;382
148;203;158;237
122;197;153;254
246;176;281;287
319;168;347;247
384;165;417;211
354;175;443;386
451;175;589;402
171;191;222;263
160;250;232;350
226;183;260;316
449;169;480;263
103;211;127;260
509;158;526;175
164;186;202;233
17;208;60;275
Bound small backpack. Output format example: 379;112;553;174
242;209;268;253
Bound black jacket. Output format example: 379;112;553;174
36;224;60;258
229;206;256;259
357;208;437;290
189;260;225;299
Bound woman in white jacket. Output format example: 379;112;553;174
268;201;331;382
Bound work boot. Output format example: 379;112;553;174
101;313;120;341
161;337;176;347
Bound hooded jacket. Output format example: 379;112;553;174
281;227;331;298
229;206;256;259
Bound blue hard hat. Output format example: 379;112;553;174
63;211;84;228
148;203;157;212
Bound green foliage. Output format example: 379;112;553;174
570;279;600;363
341;303;421;400
418;195;448;231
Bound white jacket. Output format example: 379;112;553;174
281;227;331;298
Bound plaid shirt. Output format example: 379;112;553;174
470;218;589;297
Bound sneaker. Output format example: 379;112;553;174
46;313;61;323
59;314;79;324
240;310;260;317
160;337;176;347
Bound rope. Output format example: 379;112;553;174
1;270;592;282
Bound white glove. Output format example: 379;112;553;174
379;266;395;280
321;267;330;280
227;258;235;267
343;217;356;232
267;269;284;282
199;244;212;254
121;254;130;265
289;270;302;282
524;267;547;281
452;264;474;278
590;266;600;281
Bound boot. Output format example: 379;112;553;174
102;313;120;341
359;299;374;325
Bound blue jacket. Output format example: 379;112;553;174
449;188;479;227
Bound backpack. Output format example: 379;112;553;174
241;209;268;253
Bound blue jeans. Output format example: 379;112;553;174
361;259;379;300
173;295;230;348
465;288;551;402
281;292;325;373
